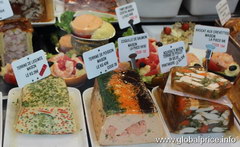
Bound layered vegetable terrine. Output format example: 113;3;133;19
171;67;232;99
158;88;233;134
91;71;164;145
15;76;76;134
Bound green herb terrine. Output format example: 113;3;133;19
15;76;76;134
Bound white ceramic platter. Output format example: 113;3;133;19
152;87;240;147
83;87;172;147
0;92;2;146
3;87;88;147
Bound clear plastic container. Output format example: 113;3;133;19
134;0;183;18
183;0;239;15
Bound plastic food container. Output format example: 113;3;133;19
134;0;183;18
183;0;239;15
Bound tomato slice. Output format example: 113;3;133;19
208;59;222;71
199;125;209;133
180;120;190;126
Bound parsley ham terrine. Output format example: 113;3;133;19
157;88;233;134
15;76;76;134
171;67;232;99
91;71;164;145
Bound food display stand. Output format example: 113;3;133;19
1;0;240;147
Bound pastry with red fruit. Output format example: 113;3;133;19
48;53;87;86
0;63;17;86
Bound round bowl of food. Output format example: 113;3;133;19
70;14;116;55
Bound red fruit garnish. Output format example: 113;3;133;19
181;23;190;31
145;69;159;76
213;104;229;113
180;120;190;126
149;42;157;52
199;125;209;133
57;59;66;71
208;59;222;72
164;27;171;35
4;73;17;85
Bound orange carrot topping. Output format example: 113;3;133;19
108;74;141;114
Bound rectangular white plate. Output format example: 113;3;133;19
83;87;173;147
152;87;240;147
3;87;88;147
0;92;2;147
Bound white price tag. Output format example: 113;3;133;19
11;50;51;88
193;25;229;52
0;0;13;20
118;33;149;62
216;0;231;26
83;43;118;79
158;41;187;73
115;2;140;29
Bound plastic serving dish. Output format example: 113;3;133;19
183;0;239;15
134;0;183;18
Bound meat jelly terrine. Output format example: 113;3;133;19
15;76;76;134
91;70;165;145
0;18;33;65
158;88;233;134
171;67;232;99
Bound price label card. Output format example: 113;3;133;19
11;50;51;88
216;0;231;26
193;25;229;52
0;0;13;20
83;43;118;79
118;33;149;62
115;2;140;29
158;41;187;73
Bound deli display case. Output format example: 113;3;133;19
1;0;240;147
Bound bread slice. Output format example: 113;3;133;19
171;67;232;99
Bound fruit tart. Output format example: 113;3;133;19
0;63;17;86
48;53;87;86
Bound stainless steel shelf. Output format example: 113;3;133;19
140;13;240;23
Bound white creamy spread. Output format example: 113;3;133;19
177;76;203;87
179;127;197;134
206;83;219;90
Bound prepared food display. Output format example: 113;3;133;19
171;67;232;99
160;22;195;51
0;18;33;66
187;53;201;67
91;70;164;145
71;14;115;40
156;88;233;134
48;53;87;86
205;52;240;79
15;76;76;134
64;0;117;14
9;0;54;22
